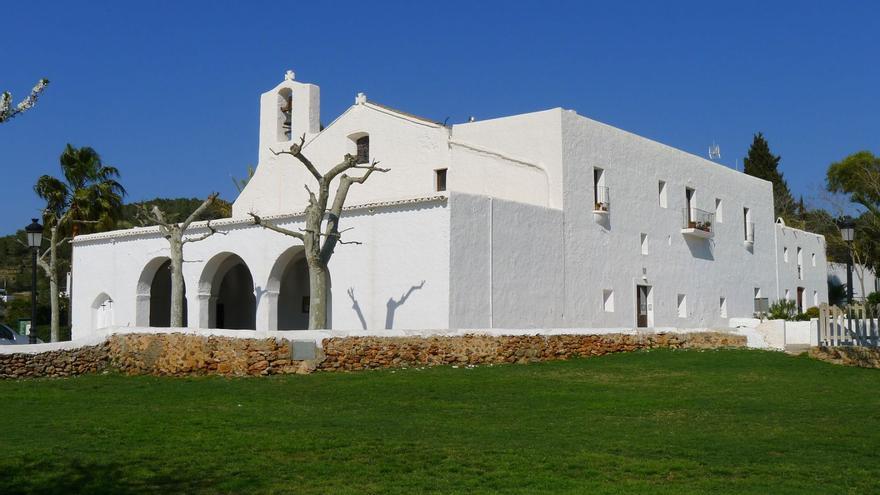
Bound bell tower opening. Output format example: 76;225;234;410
278;88;292;141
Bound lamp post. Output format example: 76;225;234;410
838;216;855;306
25;218;43;344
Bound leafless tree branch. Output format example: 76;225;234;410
249;212;305;240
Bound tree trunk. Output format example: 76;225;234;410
169;235;186;327
49;260;59;342
46;225;61;342
307;260;329;329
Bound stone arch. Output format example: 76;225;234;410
136;257;188;328
266;246;310;330
91;292;114;331
198;252;256;329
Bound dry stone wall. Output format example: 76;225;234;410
809;346;880;369
0;343;110;379
319;332;747;371
108;334;318;376
0;331;747;379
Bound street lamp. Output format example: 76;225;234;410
25;218;43;344
837;216;856;306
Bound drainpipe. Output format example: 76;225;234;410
488;197;493;328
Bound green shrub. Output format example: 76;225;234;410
804;306;820;319
867;292;880;306
767;299;798;320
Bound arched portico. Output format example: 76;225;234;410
198;252;256;329
136;257;188;327
265;246;311;331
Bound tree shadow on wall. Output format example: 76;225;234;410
347;287;368;330
0;457;208;495
385;280;426;329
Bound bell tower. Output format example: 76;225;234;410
258;70;320;161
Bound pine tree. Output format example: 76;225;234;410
743;132;795;221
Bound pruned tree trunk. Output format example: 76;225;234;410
251;135;388;330
307;261;330;329
139;194;221;328
169;235;186;327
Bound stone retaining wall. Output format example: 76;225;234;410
0;343;110;379
809;346;880;369
108;334;318;376
319;332;746;371
0;331;747;379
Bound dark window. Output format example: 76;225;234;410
355;136;370;164
435;168;447;192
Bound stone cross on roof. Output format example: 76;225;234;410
284;70;296;81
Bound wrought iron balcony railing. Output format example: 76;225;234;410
681;208;714;238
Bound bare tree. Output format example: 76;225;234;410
138;194;222;327
250;135;388;329
1;79;49;123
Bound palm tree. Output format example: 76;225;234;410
34;144;126;341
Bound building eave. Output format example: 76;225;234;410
73;195;448;244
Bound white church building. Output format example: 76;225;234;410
70;72;829;338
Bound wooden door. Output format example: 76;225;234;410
797;287;805;313
636;285;649;328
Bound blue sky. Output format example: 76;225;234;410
1;0;877;234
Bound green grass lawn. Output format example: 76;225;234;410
1;349;878;494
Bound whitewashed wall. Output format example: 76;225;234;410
775;223;828;310
561;110;778;328
235;89;450;218
449;193;565;328
71;200;449;339
449;110;564;209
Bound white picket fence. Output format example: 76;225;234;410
818;303;880;347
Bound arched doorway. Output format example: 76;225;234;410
148;260;187;327
199;253;256;329
266;247;318;331
136;257;187;327
279;252;310;330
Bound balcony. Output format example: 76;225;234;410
681;208;714;239
593;186;610;214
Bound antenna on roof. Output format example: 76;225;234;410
708;141;721;161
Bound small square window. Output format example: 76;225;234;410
603;289;614;312
435;168;447;192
